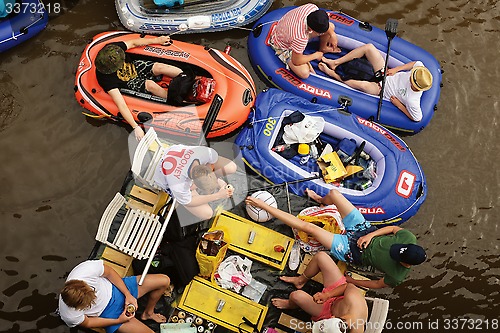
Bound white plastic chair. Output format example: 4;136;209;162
365;297;390;333
131;128;169;191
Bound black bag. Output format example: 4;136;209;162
167;68;196;106
335;57;377;82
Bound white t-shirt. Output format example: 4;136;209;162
153;145;219;205
58;260;113;327
384;61;424;121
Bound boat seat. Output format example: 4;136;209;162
131;128;170;191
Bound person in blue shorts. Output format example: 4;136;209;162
59;260;170;333
245;189;427;289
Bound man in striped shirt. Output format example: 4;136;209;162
270;3;340;79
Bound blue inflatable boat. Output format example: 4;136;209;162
235;89;427;226
248;7;442;135
0;0;48;53
116;0;273;35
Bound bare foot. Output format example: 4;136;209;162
271;298;295;309
280;275;308;289
318;63;343;81
321;57;337;67
141;312;166;323
305;188;323;204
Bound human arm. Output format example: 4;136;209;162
312;282;347;303
124;36;171;50
319;23;341;53
386;61;416;76
389;96;419;121
184;182;233;207
290;50;323;67
102;264;138;310
79;310;132;329
345;275;389;289
107;88;144;140
357;226;403;249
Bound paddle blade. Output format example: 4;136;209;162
385;18;398;39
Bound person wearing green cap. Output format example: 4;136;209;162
94;35;183;141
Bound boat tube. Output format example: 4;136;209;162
75;31;256;138
0;0;48;53
235;89;427;226
115;0;273;35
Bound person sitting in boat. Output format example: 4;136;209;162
94;35;189;141
272;251;368;333
245;188;427;289
153;145;237;221
58;260;170;333
318;43;433;122
270;3;341;79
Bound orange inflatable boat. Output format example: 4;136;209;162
75;31;256;138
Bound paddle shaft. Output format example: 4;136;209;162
249;174;323;194
376;19;398;122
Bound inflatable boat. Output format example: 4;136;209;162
115;0;273;35
75;31;256;138
248;7;442;135
0;0;48;53
235;89;427;226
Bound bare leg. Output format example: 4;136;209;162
307;189;358;219
323;43;385;71
118;318;154;333
279;274;309;289
288;60;313;80
145;80;167;98
213;156;237;178
152;63;183;78
272;290;322;314
136;275;169;323
310;252;344;287
183;203;214;221
318;62;343;81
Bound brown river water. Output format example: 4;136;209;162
0;0;499;332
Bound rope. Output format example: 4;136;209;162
250;107;344;124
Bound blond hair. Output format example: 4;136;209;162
60;280;96;310
192;164;220;195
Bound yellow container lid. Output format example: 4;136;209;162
298;143;310;155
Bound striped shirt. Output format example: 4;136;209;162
271;4;319;54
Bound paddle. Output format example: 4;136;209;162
376;18;398;122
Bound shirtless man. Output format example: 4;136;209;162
271;251;368;333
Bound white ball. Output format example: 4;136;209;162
246;191;277;222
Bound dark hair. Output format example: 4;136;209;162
307;10;330;34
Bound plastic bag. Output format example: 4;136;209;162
195;229;229;278
283;115;325;144
294;206;345;254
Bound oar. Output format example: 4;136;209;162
376;18;398;122
249;174;323;194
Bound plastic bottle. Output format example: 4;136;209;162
310;144;319;159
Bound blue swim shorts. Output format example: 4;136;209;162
100;276;139;333
329;209;372;262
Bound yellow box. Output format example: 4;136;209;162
211;210;294;270
318;151;347;182
179;277;268;333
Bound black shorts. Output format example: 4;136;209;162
346;225;378;265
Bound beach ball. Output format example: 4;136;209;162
246;191;277;222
